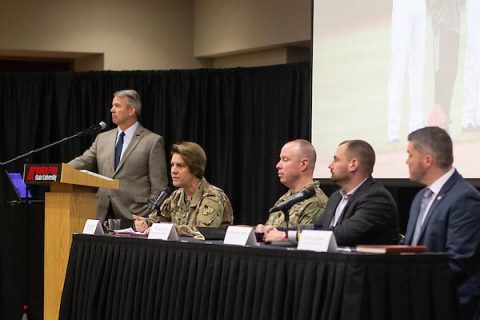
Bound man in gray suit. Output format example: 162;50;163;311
69;89;168;227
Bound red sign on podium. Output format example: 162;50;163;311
24;163;62;183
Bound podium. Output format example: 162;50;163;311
24;163;119;320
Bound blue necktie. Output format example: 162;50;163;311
114;132;125;170
412;188;433;245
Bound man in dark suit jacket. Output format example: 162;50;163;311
312;140;399;246
403;126;480;320
69;90;168;227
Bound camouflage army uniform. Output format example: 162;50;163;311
265;181;328;228
147;178;233;238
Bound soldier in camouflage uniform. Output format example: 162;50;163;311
265;181;327;228
134;142;233;238
257;139;328;232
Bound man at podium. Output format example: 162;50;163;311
69;89;168;227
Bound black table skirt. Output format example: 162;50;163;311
59;234;459;320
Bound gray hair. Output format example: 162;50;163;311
114;89;142;117
408;126;453;168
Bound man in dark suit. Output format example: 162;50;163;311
403;126;480;320
69;89;168;227
312;140;399;246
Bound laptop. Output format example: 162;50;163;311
6;172;32;200
197;226;228;240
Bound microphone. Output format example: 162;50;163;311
80;121;107;136
150;186;172;213
1;121;108;167
268;186;316;213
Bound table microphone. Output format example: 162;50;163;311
150;186;172;214
268;186;316;213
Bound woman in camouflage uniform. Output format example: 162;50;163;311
134;142;233;238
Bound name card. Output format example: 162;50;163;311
223;226;257;246
83;219;104;235
297;230;337;252
148;223;178;240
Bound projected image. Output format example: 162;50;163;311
312;0;480;178
387;0;426;143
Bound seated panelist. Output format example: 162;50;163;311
256;139;328;233
134;142;233;238
403;127;480;320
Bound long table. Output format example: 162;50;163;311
59;234;458;320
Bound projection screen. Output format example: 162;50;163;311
312;0;480;178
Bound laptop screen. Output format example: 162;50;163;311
196;226;228;240
7;172;32;199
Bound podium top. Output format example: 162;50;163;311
24;163;119;189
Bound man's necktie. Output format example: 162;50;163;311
114;132;125;170
411;188;434;245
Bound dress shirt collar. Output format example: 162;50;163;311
117;121;139;140
340;178;368;199
116;122;139;148
428;167;455;196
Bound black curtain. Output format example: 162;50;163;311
0;63;311;319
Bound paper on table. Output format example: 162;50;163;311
114;227;146;236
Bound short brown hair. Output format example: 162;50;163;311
339;140;376;175
171;142;207;179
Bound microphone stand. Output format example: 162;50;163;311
282;208;289;240
265;207;294;248
0;127;98;167
0;124;103;319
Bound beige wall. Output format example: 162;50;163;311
0;0;203;70
0;0;311;70
212;46;310;68
194;0;311;64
